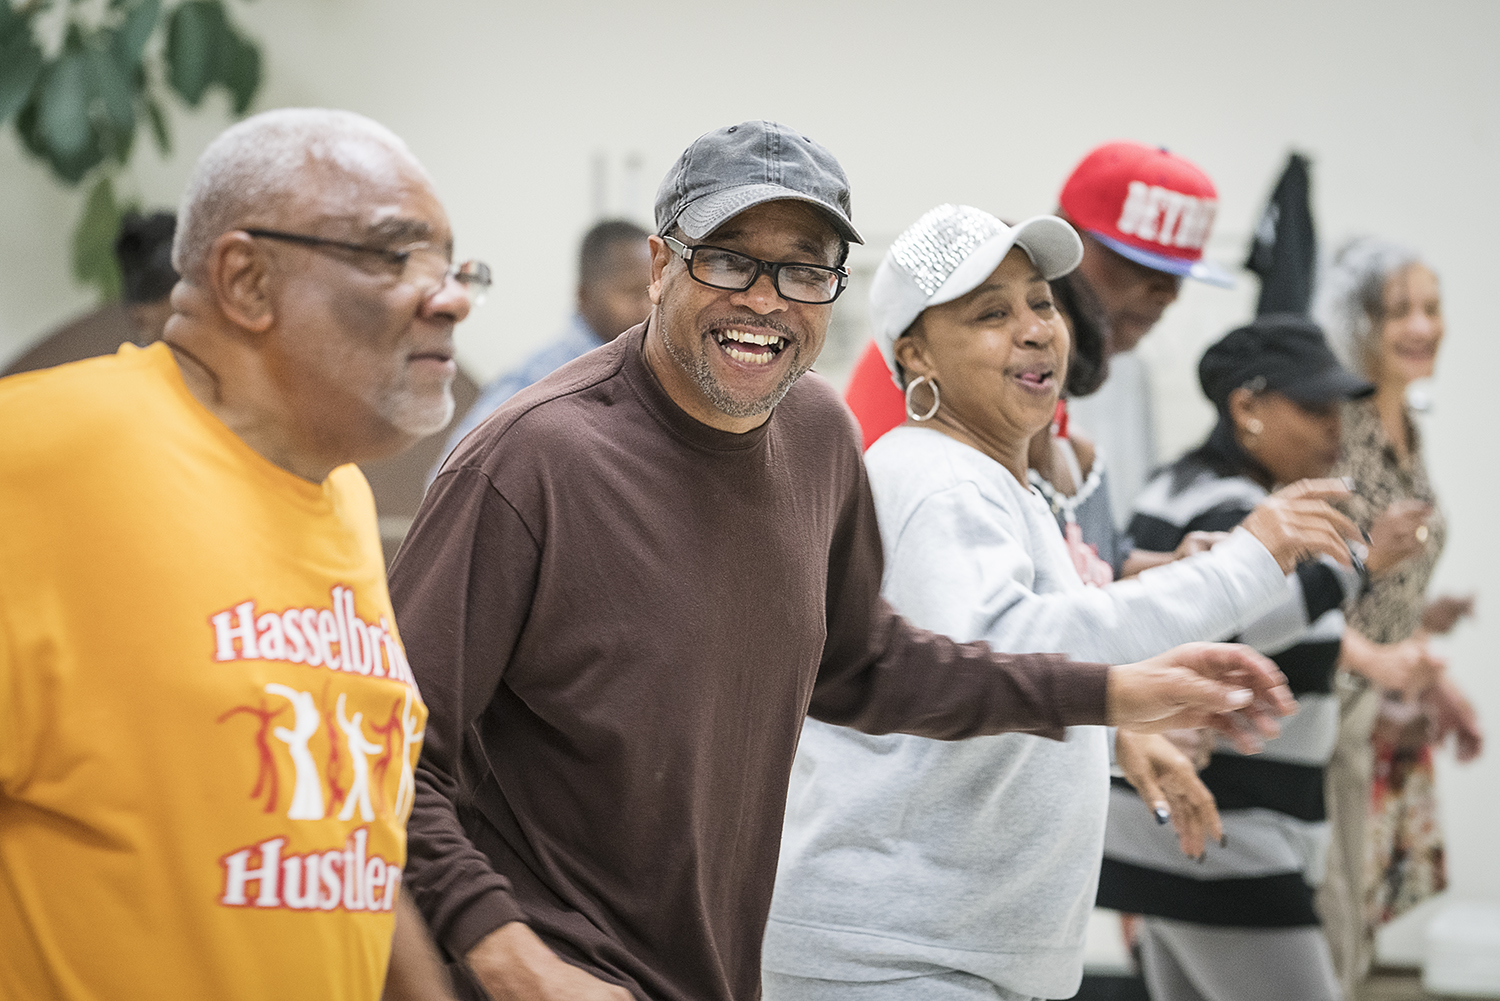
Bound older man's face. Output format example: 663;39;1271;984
646;200;841;431
260;144;468;460
1075;231;1182;355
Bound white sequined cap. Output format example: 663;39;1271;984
888;204;1006;296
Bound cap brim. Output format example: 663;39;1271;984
1282;366;1376;403
673;183;864;245
929;216;1084;309
1087;229;1236;288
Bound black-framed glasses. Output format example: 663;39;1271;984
663;236;848;304
243;228;493;305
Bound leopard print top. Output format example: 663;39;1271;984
1331;397;1446;644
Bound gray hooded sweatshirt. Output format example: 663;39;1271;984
763;427;1287;998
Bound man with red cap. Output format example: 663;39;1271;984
843;142;1232;519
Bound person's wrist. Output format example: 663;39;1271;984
467;923;545;998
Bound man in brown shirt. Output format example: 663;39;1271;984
391;121;1294;1001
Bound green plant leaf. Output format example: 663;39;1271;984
38;50;95;159
15;68;103;184
0;32;44;125
145;93;170;155
73;174;127;301
89;47;135;137
166;0;226;106
112;0;161;69
0;1;26;36
219;31;259;114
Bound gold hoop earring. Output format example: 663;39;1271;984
1244;418;1263;436
905;376;940;422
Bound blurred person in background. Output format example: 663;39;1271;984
116;210;180;344
434;218;650;467
764;207;1358;1001
1315;238;1484;997
1057;141;1235;518
0;210;179;377
0;107;489;1001
389;121;1295;1001
1097;315;1440;1001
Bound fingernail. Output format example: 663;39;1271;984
1154;806;1171;825
1225;689;1252;708
1341;476;1356;491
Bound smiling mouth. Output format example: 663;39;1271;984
712;327;789;367
1014;368;1055;389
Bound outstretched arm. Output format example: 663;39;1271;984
810;462;1291;742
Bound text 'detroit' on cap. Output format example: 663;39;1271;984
1060;141;1233;287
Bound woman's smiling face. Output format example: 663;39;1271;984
1374;263;1444;387
895;247;1070;474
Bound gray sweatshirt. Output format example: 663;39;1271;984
764;427;1287;998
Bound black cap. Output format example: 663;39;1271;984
1199;314;1373;409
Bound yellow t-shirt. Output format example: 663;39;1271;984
0;343;428;1001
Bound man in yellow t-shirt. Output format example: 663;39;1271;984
0;108;489;1001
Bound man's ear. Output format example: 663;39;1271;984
647;234;672;306
208;232;275;334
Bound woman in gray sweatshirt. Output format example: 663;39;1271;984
761;204;1362;1001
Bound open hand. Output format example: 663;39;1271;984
1422;594;1475;635
1240;478;1364;573
1173;531;1231;560
1365;499;1434;577
1107;642;1295;753
1115;731;1222;859
1427;674;1484;763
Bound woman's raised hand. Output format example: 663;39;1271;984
1422;594;1476;634
1240;478;1364;573
1364;498;1435;577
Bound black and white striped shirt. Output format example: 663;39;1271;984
1096;461;1360;927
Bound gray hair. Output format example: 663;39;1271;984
1313;236;1426;378
173;108;419;284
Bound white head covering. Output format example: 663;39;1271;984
868;204;1083;387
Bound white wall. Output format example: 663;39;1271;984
3;0;1497;901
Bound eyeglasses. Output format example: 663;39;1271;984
243;228;493;305
663;236;848;304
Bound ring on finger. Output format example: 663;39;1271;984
1415;524;1429;543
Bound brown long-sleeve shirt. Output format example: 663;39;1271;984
390;324;1109;1001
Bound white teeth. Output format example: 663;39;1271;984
719;329;784;348
724;344;775;365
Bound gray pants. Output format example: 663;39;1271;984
1138;917;1342;1001
762;969;1037;1001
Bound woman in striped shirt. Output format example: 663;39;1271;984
1096;314;1438;1001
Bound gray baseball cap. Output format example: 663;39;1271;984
654;121;863;245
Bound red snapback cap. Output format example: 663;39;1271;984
1059;141;1233;287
